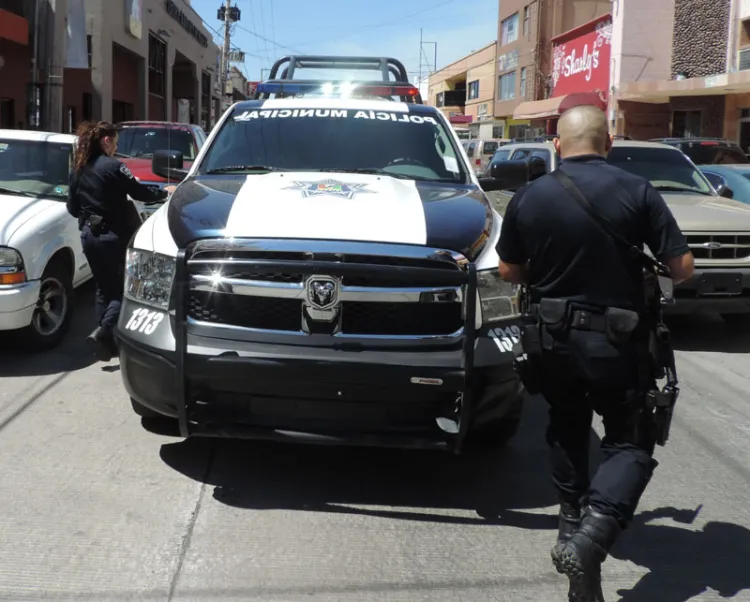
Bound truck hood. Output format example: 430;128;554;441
0;194;59;246
166;172;492;259
122;157;195;183
663;192;750;231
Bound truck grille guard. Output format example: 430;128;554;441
171;238;479;453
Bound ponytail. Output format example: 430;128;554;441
73;120;118;173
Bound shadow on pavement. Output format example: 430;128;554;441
159;396;605;532
611;506;750;602
0;281;98;377
667;313;750;354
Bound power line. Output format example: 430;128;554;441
234;22;302;54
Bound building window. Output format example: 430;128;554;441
520;67;528;99
436;92;445;107
82;93;92;121
467;80;480;100
499;71;516;101
87;35;92;68
148;33;166;98
672;110;702;138
501;13;519;46
523;6;531;38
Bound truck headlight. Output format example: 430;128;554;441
124;249;175;309
0;247;26;285
477;269;520;323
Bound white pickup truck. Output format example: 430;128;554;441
487;140;750;326
0;129;91;350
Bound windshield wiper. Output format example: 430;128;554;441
205;165;280;174
0;186;38;198
653;185;712;196
315;168;441;182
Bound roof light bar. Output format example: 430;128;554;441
255;81;420;98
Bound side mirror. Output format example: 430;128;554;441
152;149;188;182
478;158;539;192
716;183;734;199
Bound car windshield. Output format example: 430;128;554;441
198;105;467;183
491;149;511;162
118;127;196;160
0;138;72;199
607;147;714;195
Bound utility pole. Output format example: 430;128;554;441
220;0;232;111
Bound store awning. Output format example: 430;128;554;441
512;91;607;120
618;70;750;103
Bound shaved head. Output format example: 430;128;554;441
555;105;611;158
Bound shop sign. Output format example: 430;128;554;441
165;0;209;48
551;15;612;98
125;0;142;39
497;49;519;73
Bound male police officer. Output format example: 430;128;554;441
496;105;694;601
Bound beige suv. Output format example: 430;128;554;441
487;140;750;326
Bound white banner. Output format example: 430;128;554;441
65;0;88;69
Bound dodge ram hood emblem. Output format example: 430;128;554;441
306;275;340;310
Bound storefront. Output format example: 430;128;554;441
62;0;220;132
512;14;612;133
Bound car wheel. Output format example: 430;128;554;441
721;314;750;329
19;259;74;351
468;399;524;448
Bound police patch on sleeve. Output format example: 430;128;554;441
120;163;134;179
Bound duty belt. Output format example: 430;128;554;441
528;304;608;332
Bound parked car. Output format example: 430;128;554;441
699;164;750;205
651;137;749;165
462;138;508;175
0;130;92;350
488;140;750;326
115;121;208;221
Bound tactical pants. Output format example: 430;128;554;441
538;328;659;528
81;225;126;332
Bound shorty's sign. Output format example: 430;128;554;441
551;15;612;99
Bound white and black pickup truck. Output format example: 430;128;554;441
116;55;531;453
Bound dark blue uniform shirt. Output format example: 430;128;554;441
496;154;690;310
66;155;167;240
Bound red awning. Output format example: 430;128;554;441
512;91;607;120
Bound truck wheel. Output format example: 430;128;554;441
469;399;524;448
19;259;74;351
722;314;750;329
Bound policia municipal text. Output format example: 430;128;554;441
66;121;172;361
497;106;694;602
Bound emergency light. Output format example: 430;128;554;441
255;81;420;98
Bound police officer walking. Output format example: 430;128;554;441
67;121;173;362
496;105;694;601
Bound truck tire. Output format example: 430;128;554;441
19;258;74;352
722;314;750;329
469;398;524;448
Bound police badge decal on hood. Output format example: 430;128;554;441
166;172;492;259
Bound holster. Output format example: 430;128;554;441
85;214;107;236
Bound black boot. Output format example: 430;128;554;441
550;508;621;602
557;502;581;544
86;326;115;362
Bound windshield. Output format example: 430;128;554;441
198;106;467;183
607;147;714;195
0;138;72;199
118;127;196;160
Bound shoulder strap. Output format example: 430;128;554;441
551;169;668;276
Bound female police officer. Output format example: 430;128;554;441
67;121;174;361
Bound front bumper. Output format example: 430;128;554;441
0;280;41;331
118;241;524;452
665;266;750;315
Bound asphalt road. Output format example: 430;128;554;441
0;283;749;602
